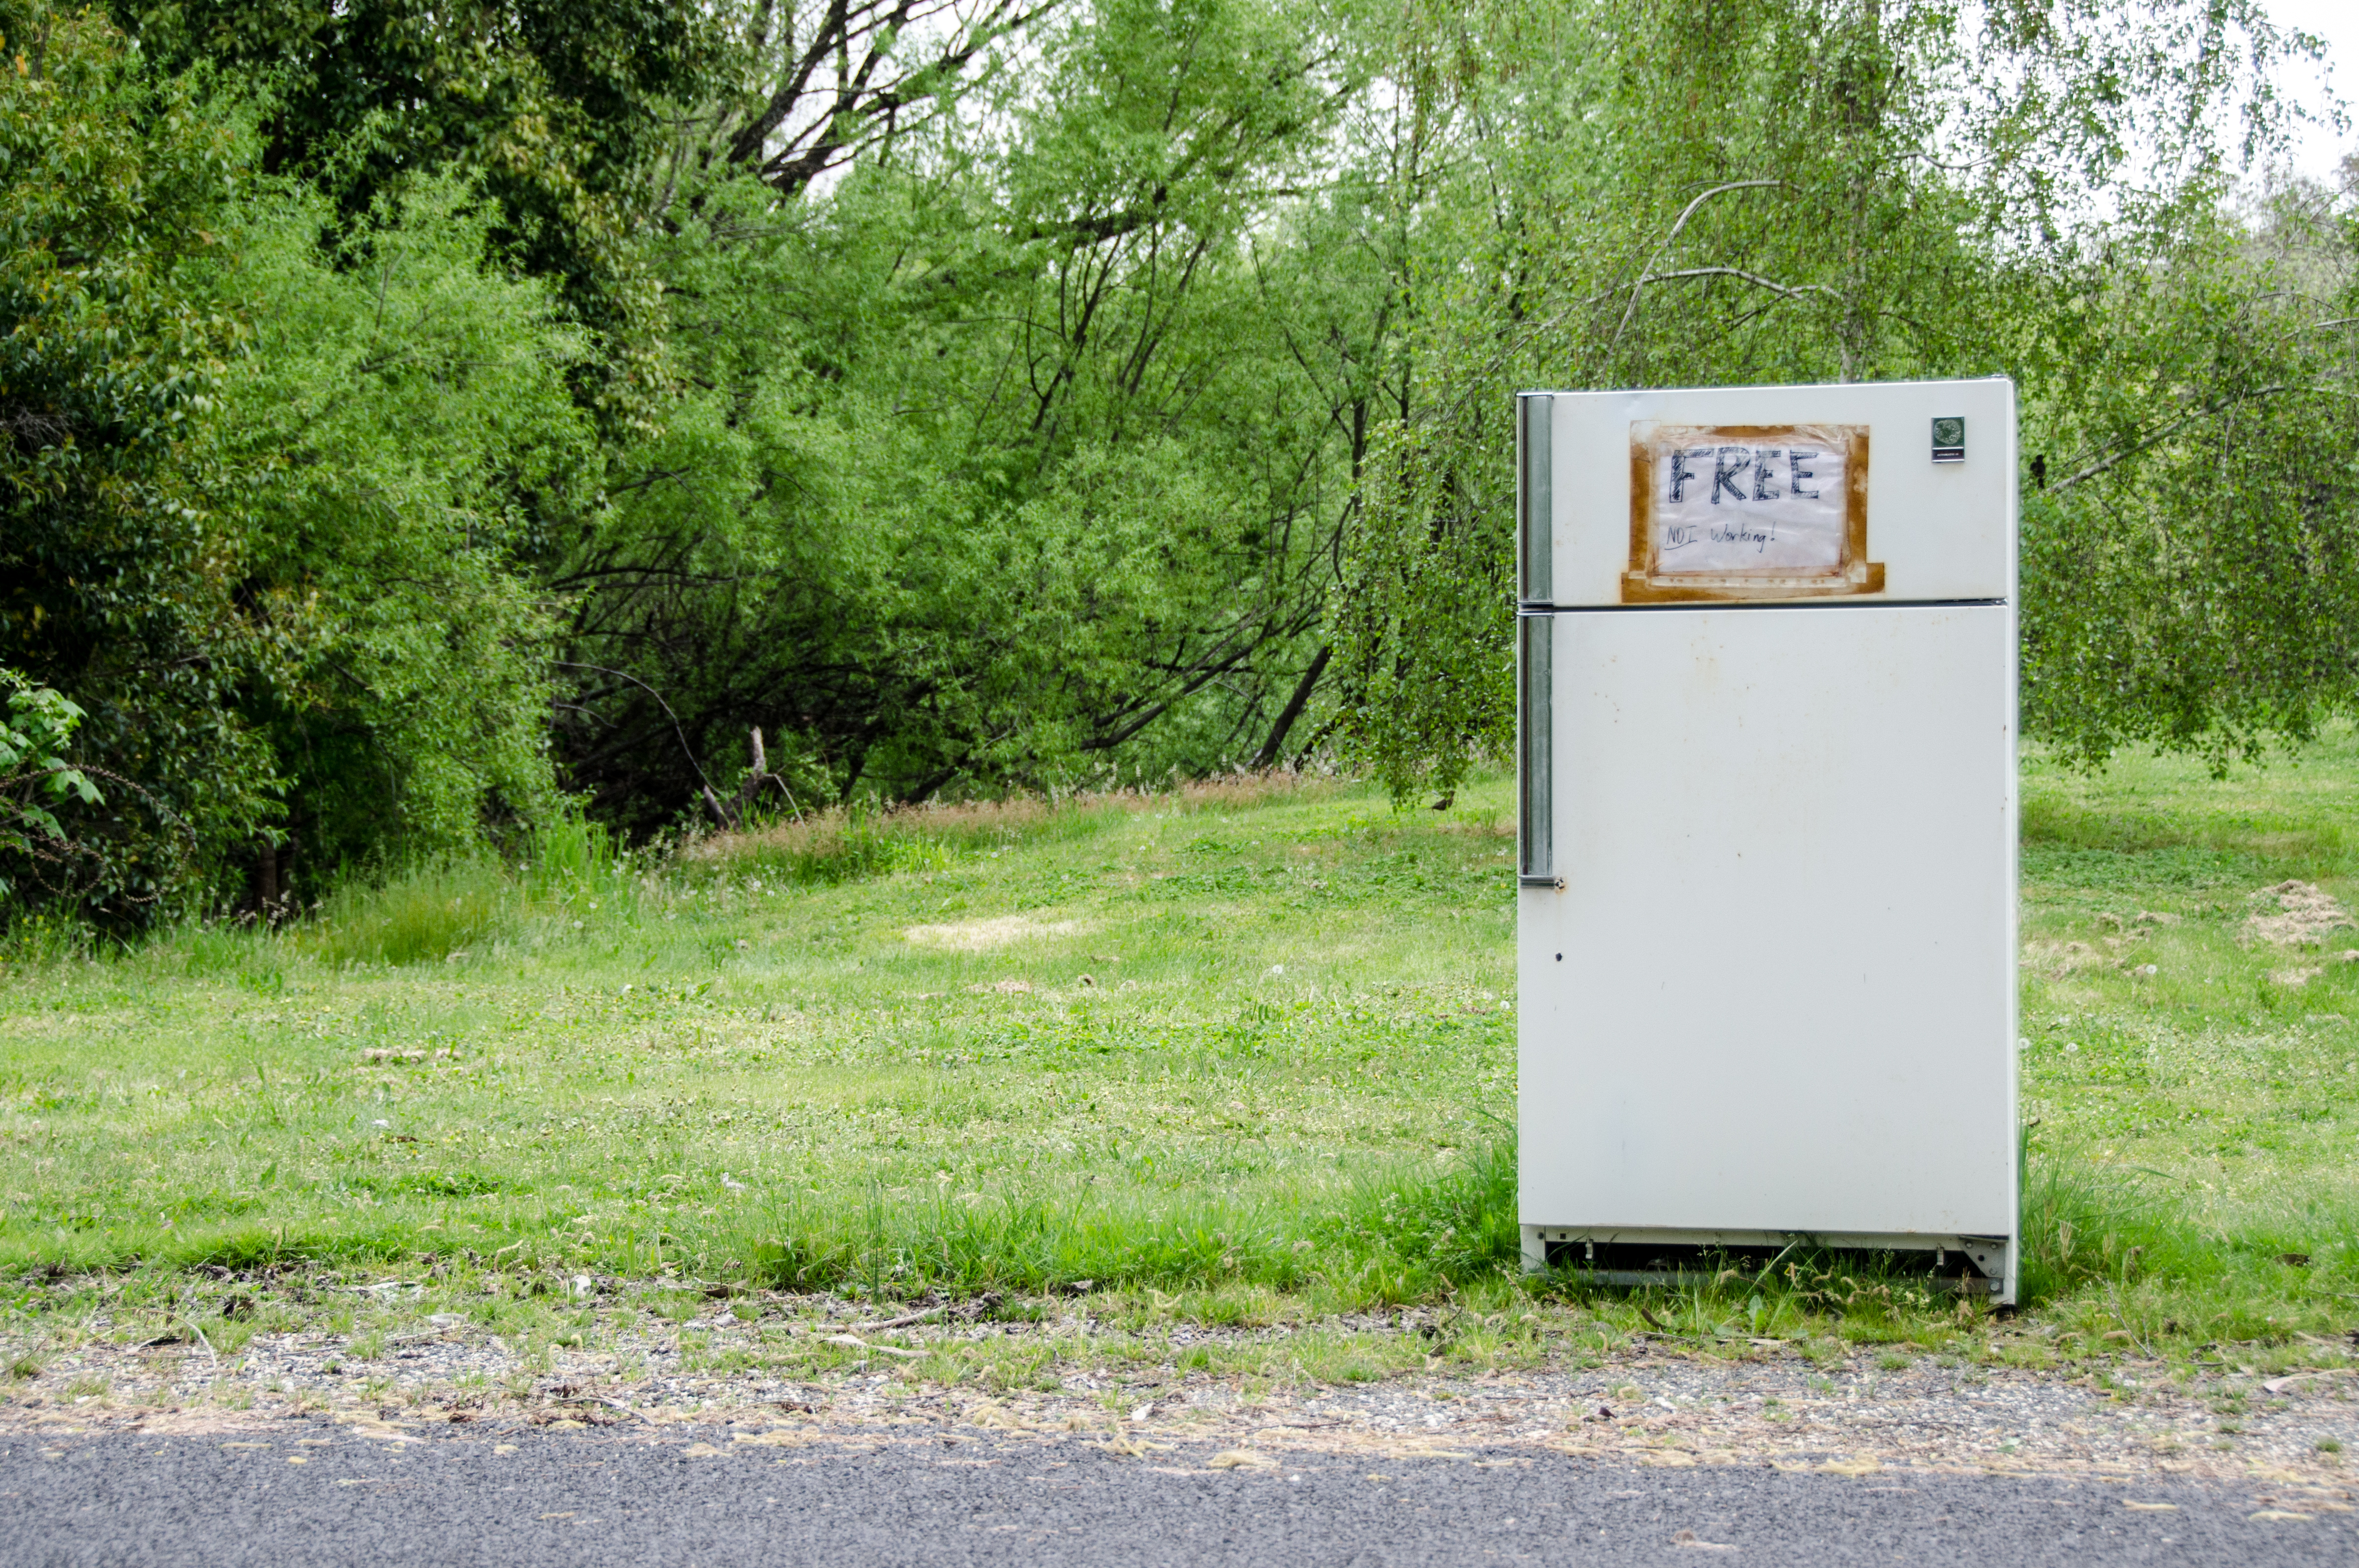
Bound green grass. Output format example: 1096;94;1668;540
2014;728;2359;1345
4;739;2359;1378
0;775;1520;1308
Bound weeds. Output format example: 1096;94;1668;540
675;773;1345;888
302;817;642;966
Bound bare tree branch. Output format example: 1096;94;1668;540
1610;180;1798;349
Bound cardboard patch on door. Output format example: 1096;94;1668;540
1625;423;1880;602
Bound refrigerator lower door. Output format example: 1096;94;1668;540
1519;604;2016;1268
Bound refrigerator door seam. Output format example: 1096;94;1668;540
1521;597;2006;614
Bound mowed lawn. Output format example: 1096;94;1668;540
0;777;1520;1301
4;737;2359;1356
2016;730;2359;1309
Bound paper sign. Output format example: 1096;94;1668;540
1624;423;1879;602
1652;437;1846;571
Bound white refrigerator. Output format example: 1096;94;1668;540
1516;378;2018;1301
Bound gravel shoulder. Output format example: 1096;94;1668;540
7;1304;2355;1494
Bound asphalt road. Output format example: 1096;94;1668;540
2;1419;2349;1567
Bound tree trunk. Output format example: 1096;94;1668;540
251;838;278;917
1253;644;1332;770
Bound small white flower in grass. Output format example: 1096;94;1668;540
1268;964;1284;975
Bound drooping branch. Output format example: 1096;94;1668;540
2050;382;2341;493
1609;180;1797;349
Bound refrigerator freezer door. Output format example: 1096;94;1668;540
1533;377;2016;608
1518;603;2016;1238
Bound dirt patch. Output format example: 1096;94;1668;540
2244;882;2354;948
2022;940;2112;980
902;917;1080;952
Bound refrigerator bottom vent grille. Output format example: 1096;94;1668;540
1532;1236;2004;1294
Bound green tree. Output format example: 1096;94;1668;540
124;0;724;432
552;0;1376;822
0;7;267;918
212;175;597;898
2017;175;2359;769
1326;0;2332;801
3;6;601;922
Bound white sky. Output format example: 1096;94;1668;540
2270;0;2354;181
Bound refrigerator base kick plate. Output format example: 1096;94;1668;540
1519;1226;2017;1304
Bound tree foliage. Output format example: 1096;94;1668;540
1;0;2351;924
552;0;1370;828
0;8;260;914
216;176;594;886
2016;189;2359;769
3;8;594;920
0;670;100;898
122;0;720;432
1328;0;2344;802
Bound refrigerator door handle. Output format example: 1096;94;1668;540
1518;393;1553;605
1518;611;1553;883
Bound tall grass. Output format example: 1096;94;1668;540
2018;1147;2183;1303
733;1138;1522;1304
309;855;515;965
2017;1142;2359;1325
679;772;1345;888
308;814;636;966
0;911;93;969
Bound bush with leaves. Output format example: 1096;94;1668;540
3;6;597;923
212;174;596;891
0;7;269;920
0;671;99;902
